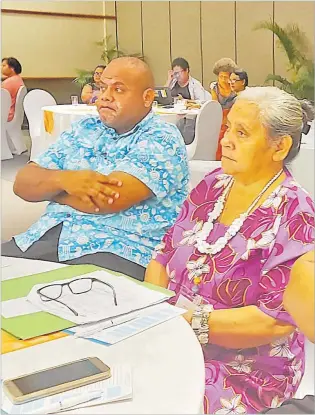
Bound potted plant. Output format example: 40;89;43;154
254;20;314;101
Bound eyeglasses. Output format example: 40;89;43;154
229;78;241;84
37;277;118;316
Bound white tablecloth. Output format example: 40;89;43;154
37;105;199;159
1;258;205;414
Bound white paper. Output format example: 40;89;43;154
2;365;132;415
1;257;13;268
27;270;172;324
2;297;41;318
71;303;186;345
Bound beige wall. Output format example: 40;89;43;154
1;1;108;77
2;1;313;90
114;1;314;89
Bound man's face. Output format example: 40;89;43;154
172;65;189;85
1;60;13;77
96;62;154;133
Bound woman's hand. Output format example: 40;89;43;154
182;308;193;324
145;260;169;288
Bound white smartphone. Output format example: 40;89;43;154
3;357;111;404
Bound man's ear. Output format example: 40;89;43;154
143;88;155;108
272;135;293;162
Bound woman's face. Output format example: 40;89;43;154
220;100;284;178
93;67;104;84
229;73;245;93
218;71;231;89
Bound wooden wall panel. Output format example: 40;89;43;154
142;2;171;86
201;2;235;89
236;2;274;86
170;2;202;84
116;1;143;56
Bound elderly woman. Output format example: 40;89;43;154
81;65;106;104
210;58;238;160
145;87;315;414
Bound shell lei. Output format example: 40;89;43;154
194;169;284;255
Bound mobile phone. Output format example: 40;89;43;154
3;357;111;404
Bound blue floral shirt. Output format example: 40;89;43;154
14;112;189;266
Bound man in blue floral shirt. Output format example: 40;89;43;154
2;57;189;280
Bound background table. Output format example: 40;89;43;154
1;258;205;414
38;105;200;159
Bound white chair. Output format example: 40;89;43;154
1;88;14;160
23;89;57;160
6;85;27;155
188;100;222;188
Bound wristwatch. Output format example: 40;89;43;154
191;304;213;344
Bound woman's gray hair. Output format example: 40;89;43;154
236;86;314;163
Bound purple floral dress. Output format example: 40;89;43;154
154;168;314;414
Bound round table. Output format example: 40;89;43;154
1;258;205;414
37;105;199;159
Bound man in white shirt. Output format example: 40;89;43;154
165;57;211;102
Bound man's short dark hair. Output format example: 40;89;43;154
171;57;190;71
234;69;249;87
2;57;22;74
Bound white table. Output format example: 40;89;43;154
37;105;199;159
1;258;205;414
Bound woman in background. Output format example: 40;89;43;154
230;69;248;95
81;65;106;104
209;58;238;160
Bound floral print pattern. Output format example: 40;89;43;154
14;113;189;266
154;168;314;413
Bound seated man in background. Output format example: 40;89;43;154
2;57;189;281
263;251;314;414
165;57;211;101
81;65;106;104
1;57;25;121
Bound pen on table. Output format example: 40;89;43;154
30;390;103;414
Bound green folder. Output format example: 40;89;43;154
1;265;174;340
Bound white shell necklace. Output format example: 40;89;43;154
194;169;284;255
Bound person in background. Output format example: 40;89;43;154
262;251;314;414
2;57;189;281
229;69;248;94
165;57;211;101
81;65;106;104
1;57;25;121
145;87;314;414
209;57;238;160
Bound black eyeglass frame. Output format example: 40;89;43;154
37;277;118;316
